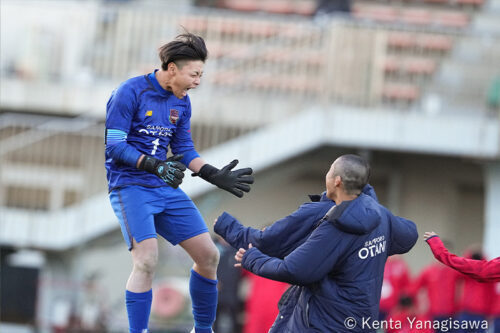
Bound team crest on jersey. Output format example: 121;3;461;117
145;110;153;116
169;109;179;124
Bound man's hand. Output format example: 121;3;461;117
194;160;254;198
234;243;253;267
424;231;438;241
139;154;186;188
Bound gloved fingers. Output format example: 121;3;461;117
167;154;184;162
236;175;254;184
169;173;183;188
233;167;253;177
172;161;187;171
170;169;185;180
228;187;244;198
234;183;251;192
166;160;186;172
169;179;181;189
221;159;239;172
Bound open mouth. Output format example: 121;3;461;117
180;86;196;97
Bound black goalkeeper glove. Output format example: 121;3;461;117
193;160;254;198
139;154;186;188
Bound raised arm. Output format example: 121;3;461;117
387;212;418;256
425;232;500;282
214;202;332;258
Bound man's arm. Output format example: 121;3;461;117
237;222;346;285
188;157;206;173
214;202;332;259
387;212;418;256
424;232;500;282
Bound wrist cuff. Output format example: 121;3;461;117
139;155;159;172
426;235;439;243
193;163;218;180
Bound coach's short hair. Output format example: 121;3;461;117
159;32;208;70
333;154;370;195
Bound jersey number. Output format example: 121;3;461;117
151;138;160;155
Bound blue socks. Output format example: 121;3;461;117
189;269;218;332
126;289;152;333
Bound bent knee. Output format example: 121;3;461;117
196;248;220;270
133;253;158;275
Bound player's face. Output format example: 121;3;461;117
170;60;204;99
325;163;336;199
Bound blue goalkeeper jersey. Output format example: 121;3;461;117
105;70;200;191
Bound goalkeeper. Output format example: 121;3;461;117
104;32;254;333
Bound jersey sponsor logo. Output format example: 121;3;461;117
169;109;179;124
358;235;386;259
146;110;153;116
138;125;173;137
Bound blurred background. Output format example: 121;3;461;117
1;0;499;332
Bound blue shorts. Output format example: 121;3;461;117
109;185;208;250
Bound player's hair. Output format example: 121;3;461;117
158;32;208;70
332;154;370;195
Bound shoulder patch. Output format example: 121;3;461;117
169;109;179;124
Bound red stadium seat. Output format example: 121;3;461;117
353;4;399;23
434;11;469;28
218;19;243;35
178;16;207;34
244;21;278;38
382;83;420;102
387;32;416;50
223;0;259;12
404;57;436;75
456;0;484;6
260;0;295;14
293;1;316;16
416;34;453;52
210;70;241;86
422;0;450;4
384;57;401;74
401;9;433;26
383;57;436;76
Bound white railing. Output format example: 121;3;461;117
1;105;498;249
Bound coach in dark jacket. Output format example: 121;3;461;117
216;154;418;333
215;184;378;260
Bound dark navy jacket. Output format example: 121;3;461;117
215;185;378;260
214;185;418;333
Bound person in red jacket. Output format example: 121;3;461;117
242;271;289;333
410;252;460;332
425;232;494;333
454;268;493;333
386;295;433;333
379;255;411;320
424;232;500;282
